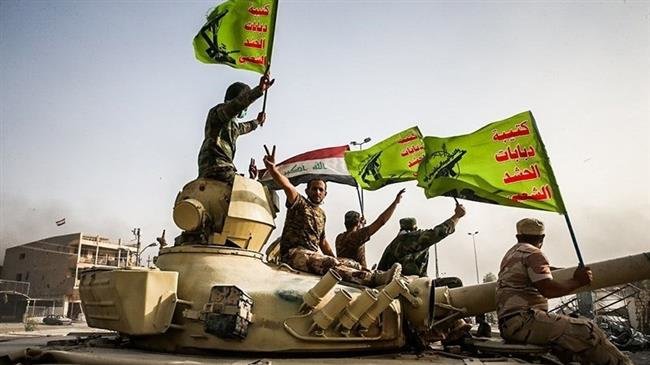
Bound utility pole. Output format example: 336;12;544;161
468;231;480;284
132;228;141;266
350;137;371;215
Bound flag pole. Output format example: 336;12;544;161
528;112;585;267
261;64;271;113
563;212;584;267
261;0;279;115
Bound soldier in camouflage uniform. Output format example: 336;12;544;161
496;218;631;365
197;74;274;183
335;188;405;269
262;145;401;287
377;204;465;278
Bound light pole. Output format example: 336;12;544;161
138;242;158;267
468;231;480;284
350;137;372;214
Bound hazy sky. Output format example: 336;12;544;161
1;1;648;284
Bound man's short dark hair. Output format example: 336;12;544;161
516;234;545;245
224;82;251;102
307;179;327;189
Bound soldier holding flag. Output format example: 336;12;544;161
197;74;273;183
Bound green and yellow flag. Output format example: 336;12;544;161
417;111;566;213
345;127;425;191
193;0;278;74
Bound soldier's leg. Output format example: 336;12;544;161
283;248;337;275
337;257;364;270
554;316;632;365
500;310;631;365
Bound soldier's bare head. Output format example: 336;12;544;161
516;218;545;247
344;211;361;230
224;82;251;102
306;179;327;205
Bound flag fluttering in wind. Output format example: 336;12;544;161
345;127;424;191
193;0;278;74
260;145;357;190
417;111;566;213
55;218;66;226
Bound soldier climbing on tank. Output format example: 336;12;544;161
496;218;632;365
262;145;401;287
197;74;274;183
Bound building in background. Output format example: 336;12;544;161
1;233;138;319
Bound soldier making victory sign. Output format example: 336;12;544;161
197;73;274;183
262;145;401;287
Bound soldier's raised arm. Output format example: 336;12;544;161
262;145;299;204
215;74;274;122
365;188;405;237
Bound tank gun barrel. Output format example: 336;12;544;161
442;252;650;316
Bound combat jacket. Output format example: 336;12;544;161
495;243;553;318
279;195;326;259
377;218;456;277
335;227;371;269
197;85;264;178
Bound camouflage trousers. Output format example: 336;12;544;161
499;309;632;365
282;248;374;286
199;164;236;184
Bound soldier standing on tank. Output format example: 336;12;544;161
377;204;465;282
335;189;405;269
197;74;274;183
496;218;631;365
262;145;401;287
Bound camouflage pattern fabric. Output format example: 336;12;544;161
197;85;264;182
376;218;456;277
500;309;632;365
495;243;552;318
279;195;325;257
282;247;373;286
335;227;371;269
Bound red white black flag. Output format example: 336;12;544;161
260;145;357;190
55;218;66;226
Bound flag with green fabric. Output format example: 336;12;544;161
193;0;278;74
417;111;566;213
345;127;425;191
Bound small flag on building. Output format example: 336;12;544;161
55;218;66;226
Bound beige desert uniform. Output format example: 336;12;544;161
495;242;631;365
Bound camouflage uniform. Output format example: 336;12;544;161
280;195;374;286
197;85;264;182
496;243;631;365
335;227;371;269
377;218;456;277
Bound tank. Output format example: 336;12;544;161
4;176;648;364
74;176;650;355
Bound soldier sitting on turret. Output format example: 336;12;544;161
496;218;631;365
197;74;274;183
335;189;405;269
262;145;401;287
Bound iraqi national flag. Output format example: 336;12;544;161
260;145;357;190
55;218;66;226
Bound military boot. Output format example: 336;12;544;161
371;263;402;287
